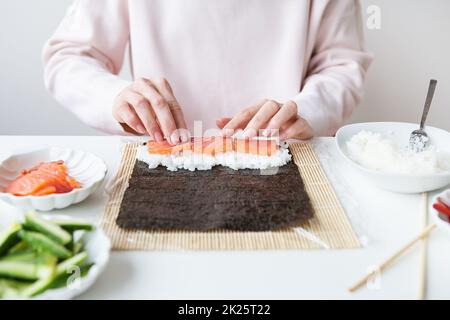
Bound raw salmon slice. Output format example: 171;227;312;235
147;137;278;156
148;137;216;155
5;161;81;197
202;137;234;155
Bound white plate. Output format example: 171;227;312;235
0;147;107;211
0;200;111;300
336;122;450;193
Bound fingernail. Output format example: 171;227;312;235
180;132;189;143
262;129;269;137
154;131;163;142
170;131;180;145
242;128;256;138
223;128;234;137
136;124;146;134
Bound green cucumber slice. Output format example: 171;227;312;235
52;219;94;232
20;275;55;298
1;251;37;263
20;252;89;298
36;252;58;268
24;212;72;245
70;234;85;254
56;252;88;275
0;279;30;299
7;240;30;254
18;230;72;259
0;223;22;256
0;261;54;280
50;263;94;290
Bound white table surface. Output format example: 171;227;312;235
1;136;449;300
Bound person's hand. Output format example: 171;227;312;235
216;99;313;140
113;77;189;144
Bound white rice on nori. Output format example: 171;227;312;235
136;145;292;171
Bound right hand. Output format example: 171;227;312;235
113;77;189;144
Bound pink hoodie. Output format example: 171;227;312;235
43;0;372;136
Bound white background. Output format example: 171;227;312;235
0;0;449;135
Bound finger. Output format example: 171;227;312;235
112;102;125;123
243;100;280;138
123;90;163;141
222;100;266;136
134;78;178;144
279;117;310;140
281;118;296;131
216;118;232;129
150;77;189;143
114;102;146;135
263;101;298;136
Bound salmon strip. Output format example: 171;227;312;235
5;161;81;197
147;140;175;155
191;137;215;154
203;137;234;155
247;139;278;156
147;137;279;156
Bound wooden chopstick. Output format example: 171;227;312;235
348;223;437;293
417;192;429;300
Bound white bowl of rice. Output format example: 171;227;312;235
336;122;450;193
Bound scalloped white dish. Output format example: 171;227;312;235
0;147;107;211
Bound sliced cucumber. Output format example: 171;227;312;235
0;260;37;280
0;283;18;299
23;211;72;245
50;263;93;290
72;241;84;254
0;260;54;280
36;252;58;268
71;234;85;254
56;251;88;275
0;279;30;299
20;275;56;298
8;240;30;254
1;251;37;263
52;219;94;232
0;223;22;256
20;252;89;297
18;230;72;259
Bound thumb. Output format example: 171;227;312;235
216;117;232;129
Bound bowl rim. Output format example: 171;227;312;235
335;122;450;178
0;146;107;200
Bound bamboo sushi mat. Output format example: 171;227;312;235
100;142;360;251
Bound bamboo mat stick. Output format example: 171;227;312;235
417;192;429;300
348;223;437;293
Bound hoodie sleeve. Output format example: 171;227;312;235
42;0;132;134
293;0;373;136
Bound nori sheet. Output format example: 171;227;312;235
116;160;313;231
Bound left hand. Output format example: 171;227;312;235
216;99;313;140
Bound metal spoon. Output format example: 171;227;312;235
409;79;437;152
